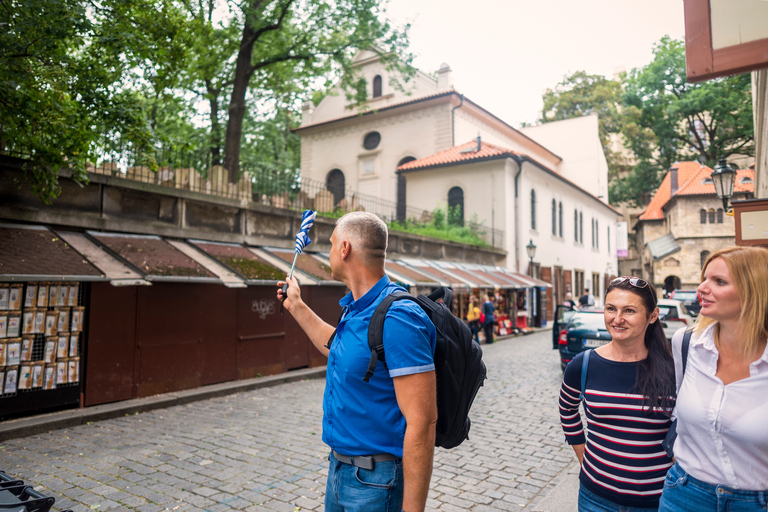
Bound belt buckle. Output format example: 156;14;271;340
353;456;375;470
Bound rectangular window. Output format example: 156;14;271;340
361;158;375;175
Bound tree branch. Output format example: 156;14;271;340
241;0;294;51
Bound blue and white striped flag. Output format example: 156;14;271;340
294;210;317;254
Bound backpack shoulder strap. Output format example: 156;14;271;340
364;291;416;382
580;349;591;401
681;328;693;375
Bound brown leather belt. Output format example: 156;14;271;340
332;450;399;470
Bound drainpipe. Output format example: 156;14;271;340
512;155;524;272
451;94;464;146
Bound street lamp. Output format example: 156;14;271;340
526;239;537;277
711;157;736;212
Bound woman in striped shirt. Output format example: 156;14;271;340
559;277;675;511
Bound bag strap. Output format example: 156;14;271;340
364;291;416;382
580;349;591;401
324;307;348;350
681;328;692;376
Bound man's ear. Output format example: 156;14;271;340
340;240;350;260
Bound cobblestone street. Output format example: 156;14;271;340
0;329;579;512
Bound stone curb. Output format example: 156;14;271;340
0;366;326;442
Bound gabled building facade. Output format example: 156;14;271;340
294;50;620;314
635;161;755;294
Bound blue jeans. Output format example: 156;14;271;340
579;484;658;512
325;451;404;512
659;462;768;512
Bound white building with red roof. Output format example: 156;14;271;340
635;161;755;294
294;50;620;308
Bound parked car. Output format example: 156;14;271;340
657;298;694;339
552;305;610;371
669;289;701;316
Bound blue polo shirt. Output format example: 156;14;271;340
323;275;436;459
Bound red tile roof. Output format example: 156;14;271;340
638;162;755;221
397;139;522;171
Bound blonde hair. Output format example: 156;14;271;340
695;246;768;356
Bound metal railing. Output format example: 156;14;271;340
0;132;504;247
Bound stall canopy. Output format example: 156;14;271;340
394;258;472;290
189;240;286;285
384;260;440;288
56;231;150;286
430;260;495;289
0;223;106;282
259;247;344;286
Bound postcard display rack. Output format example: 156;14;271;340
0;282;83;418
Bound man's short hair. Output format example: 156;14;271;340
336;212;388;263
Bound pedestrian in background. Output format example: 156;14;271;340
563;292;576;310
559;276;675;511
278;212;437;512
482;292;495;344
659;246;768;512
578;288;591;309
466;296;481;344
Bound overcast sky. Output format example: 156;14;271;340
386;0;686;127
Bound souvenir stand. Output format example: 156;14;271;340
395;259;473;319
0;224;106;420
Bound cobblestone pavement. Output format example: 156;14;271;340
0;329;577;512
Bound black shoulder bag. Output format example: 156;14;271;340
661;328;693;458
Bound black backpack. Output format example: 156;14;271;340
364;287;487;449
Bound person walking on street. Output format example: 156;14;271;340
277;212;437;512
563;292;576;311
467;296;481;344
482;293;495;344
578;289;591;309
659;247;768;512
559;276;675;511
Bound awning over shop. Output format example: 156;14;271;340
56;231;150;286
88;232;219;283
167;240;246;288
493;267;552;288
394;258;472;290
189;240;285;285
259;247;344;286
384;260;440;288
431;261;496;289
0;223;106;282
458;263;519;289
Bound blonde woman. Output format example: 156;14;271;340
659;246;768;512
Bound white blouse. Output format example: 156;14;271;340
671;324;768;490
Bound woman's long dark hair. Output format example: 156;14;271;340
605;279;675;415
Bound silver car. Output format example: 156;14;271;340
657;298;694;339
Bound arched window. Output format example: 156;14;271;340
701;251;710;269
396;156;415;222
551;199;557;235
579;212;583;243
531;189;537;230
700;209;707;224
716;208;724;223
574;209;578;242
708;208;715;223
373;75;382;98
448;186;464;226
558;202;563;238
326;169;345;206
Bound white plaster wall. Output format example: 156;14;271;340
300;103;452;205
519;163;619;296
520;115;610;202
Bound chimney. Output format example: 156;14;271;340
437;63;453;90
670;164;679;195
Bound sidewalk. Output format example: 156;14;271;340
0;325;552;443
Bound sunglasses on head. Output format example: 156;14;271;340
611;276;656;303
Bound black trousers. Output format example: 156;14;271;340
483;321;494;344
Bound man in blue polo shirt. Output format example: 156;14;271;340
278;211;437;512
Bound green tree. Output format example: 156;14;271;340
613;36;753;206
540;70;625;176
1;0;191;202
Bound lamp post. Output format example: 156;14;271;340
526;239;537;278
711;157;736;212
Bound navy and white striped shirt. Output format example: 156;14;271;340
559;350;674;508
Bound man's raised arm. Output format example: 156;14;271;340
277;275;335;357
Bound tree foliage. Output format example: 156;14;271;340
2;0;413;201
539;37;754;208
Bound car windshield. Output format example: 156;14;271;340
568;312;606;331
658;305;679;319
674;291;698;301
